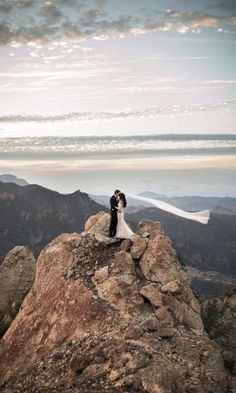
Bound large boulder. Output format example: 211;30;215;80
140;226;180;285
0;246;35;337
0;220;234;392
85;211;110;236
130;236;147;259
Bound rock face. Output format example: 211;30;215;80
201;293;236;376
0;213;234;392
0;246;36;337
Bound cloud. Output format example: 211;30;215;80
209;0;236;11
0;1;12;13
0;63;122;80
0;0;34;13
15;0;34;8
145;54;211;61
0;1;236;46
203;79;236;84
1;134;236;158
165;10;232;29
95;0;107;7
182;56;211;59
180;12;222;27
0;100;235;123
39;3;62;21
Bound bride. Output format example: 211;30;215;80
116;193;134;239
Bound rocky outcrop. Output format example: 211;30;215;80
85;211;110;235
127;205;236;280
201;293;236;375
0;213;234;392
0;246;35;337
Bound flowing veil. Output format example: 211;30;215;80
127;194;210;225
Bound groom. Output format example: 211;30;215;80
109;189;120;237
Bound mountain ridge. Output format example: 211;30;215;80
0;182;106;263
0;174;29;186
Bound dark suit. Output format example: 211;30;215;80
109;195;118;237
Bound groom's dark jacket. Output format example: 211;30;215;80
110;195;118;213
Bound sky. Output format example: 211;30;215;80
0;0;236;196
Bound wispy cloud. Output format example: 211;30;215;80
1;155;236;174
0;65;121;80
203;79;236;84
0;100;235;123
1;134;236;155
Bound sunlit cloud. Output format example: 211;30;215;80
1;135;236;155
0;100;235;123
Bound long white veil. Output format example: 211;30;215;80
127;194;210;225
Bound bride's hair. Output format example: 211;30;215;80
119;193;127;208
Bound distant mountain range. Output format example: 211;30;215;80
0;182;106;263
0;174;29;186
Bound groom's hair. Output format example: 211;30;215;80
114;189;121;194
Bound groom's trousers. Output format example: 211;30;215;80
109;210;117;237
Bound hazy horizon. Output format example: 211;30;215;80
1;167;236;198
1;134;236;197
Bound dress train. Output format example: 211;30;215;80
127;194;210;225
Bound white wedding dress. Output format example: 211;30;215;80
116;200;134;239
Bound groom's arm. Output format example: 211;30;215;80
110;196;117;210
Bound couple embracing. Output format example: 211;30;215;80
109;189;134;239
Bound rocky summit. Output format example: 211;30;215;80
0;212;235;393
